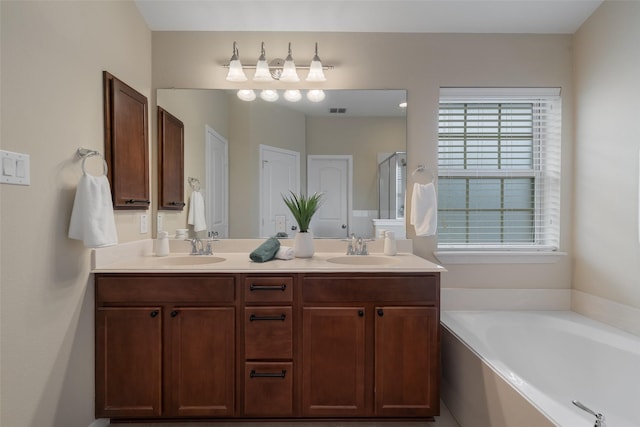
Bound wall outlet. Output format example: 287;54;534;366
140;214;149;234
275;215;286;233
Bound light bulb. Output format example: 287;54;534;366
307;89;325;103
260;89;279;102
237;89;256;101
284;89;302;102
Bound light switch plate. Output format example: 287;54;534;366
0;150;30;185
275;215;286;233
140;214;149;234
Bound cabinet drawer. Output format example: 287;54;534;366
244;277;293;303
244;362;293;417
96;274;235;303
303;275;438;303
244;307;292;359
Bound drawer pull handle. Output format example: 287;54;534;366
250;369;287;379
168;201;186;207
249;314;286;322
249;283;287;291
150;310;159;318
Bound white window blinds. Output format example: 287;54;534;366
437;88;561;250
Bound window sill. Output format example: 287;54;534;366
434;250;567;265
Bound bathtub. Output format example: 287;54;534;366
441;310;640;427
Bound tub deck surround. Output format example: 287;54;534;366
93;238;442;422
441;310;640;427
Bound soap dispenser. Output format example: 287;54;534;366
156;231;170;257
383;231;397;256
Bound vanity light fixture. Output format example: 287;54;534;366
225;41;247;82
253;42;274;82
306;43;327;82
223;42;333;82
279;43;300;82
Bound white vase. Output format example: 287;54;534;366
294;231;315;258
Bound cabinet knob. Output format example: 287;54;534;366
377;309;384;317
171;310;178;317
358;310;364;317
150;310;159;318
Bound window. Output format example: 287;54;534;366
437;88;561;251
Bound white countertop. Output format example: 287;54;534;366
92;239;445;273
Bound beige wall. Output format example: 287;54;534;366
152;31;574;289
573;1;640;309
0;1;151;426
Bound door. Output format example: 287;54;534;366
205;126;228;237
168;307;235;417
307;155;352;238
374;306;439;417
259;145;300;237
302;307;366;417
95;307;163;418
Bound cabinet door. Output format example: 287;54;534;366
374;306;439;417
103;71;150;209
158;107;185;210
302;307;366;416
95;307;162;418
168;307;235;417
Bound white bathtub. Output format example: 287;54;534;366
441;310;640;427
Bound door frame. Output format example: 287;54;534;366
307;154;353;237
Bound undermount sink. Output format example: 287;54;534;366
153;256;226;266
326;255;399;266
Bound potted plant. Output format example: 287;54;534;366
282;191;323;257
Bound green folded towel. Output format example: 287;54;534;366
249;237;281;263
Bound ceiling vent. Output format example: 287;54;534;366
329;107;347;114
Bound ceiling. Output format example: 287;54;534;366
135;0;603;34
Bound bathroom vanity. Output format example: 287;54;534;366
93;240;443;423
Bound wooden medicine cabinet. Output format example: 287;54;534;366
103;71;150;209
157;107;185;210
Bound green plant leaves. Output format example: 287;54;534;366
282;191;323;232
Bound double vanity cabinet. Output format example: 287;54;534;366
94;252;442;423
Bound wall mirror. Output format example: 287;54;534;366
156;89;407;239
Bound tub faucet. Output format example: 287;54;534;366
572;400;606;427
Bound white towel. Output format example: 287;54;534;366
187;190;207;232
68;174;118;248
410;182;437;236
275;246;294;260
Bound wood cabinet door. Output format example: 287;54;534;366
374;306;439;417
158;107;185;210
95;307;162;418
103;71;150;209
167;307;235;417
302;307;366;416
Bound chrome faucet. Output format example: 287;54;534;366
188;238;213;255
572;400;606;427
346;234;368;255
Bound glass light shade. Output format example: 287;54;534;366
306;59;326;82
237;89;256;101
260;89;279;102
279;60;300;82
226;59;247;82
307;89;326;103
283;89;302;102
253;59;273;81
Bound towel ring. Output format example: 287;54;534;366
411;164;435;183
80;151;108;176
